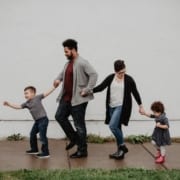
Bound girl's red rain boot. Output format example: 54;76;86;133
155;150;161;159
155;156;165;164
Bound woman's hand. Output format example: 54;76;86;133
80;89;88;97
139;106;151;117
139;105;145;115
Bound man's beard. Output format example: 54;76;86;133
66;53;74;61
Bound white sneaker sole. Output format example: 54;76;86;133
26;152;39;155
37;155;50;159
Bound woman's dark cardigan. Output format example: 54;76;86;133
93;74;142;127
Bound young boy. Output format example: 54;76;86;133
3;86;56;158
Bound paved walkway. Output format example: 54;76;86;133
0;140;179;171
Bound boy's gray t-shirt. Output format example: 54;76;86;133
21;94;47;120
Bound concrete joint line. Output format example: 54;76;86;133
141;144;168;170
65;140;72;170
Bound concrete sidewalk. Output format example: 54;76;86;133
0;140;179;171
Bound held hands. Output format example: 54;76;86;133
139;105;145;115
3;101;10;106
139;106;150;117
80;89;88;97
139;107;152;118
53;80;60;88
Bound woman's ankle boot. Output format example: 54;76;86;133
109;144;128;159
121;144;129;154
113;145;124;160
109;148;119;159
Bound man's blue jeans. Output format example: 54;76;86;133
30;117;49;155
109;106;124;146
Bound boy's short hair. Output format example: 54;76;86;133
151;101;165;113
114;60;126;72
62;39;78;51
24;86;36;94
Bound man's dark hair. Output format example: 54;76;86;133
62;39;78;51
24;86;36;94
114;60;126;72
151;101;165;113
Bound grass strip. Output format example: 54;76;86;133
0;168;180;180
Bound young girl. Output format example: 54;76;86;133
142;101;171;163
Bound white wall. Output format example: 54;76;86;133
0;120;180;139
0;0;180;137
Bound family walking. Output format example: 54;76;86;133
3;39;171;164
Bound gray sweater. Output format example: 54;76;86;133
56;56;98;106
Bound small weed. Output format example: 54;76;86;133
126;134;151;144
171;137;180;143
7;133;25;141
87;134;115;144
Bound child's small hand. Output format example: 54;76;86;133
140;111;146;115
156;122;161;127
139;109;146;116
3;101;10;106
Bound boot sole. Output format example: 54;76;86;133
26;152;39;155
115;156;125;160
109;154;125;160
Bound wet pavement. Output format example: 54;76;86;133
0;140;179;171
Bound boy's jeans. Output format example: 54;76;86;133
30;117;49;155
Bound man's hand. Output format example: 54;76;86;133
53;80;61;88
80;89;88;97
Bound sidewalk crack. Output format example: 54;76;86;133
141;144;168;170
65;140;71;170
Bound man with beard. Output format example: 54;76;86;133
54;39;98;158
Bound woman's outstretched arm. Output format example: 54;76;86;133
93;74;113;93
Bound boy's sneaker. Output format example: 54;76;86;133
36;153;50;159
26;150;39;155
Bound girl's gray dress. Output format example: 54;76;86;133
151;113;171;146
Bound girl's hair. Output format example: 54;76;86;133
114;60;126;72
151;101;165;113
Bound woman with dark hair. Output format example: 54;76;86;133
93;60;144;159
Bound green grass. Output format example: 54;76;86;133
0;169;180;180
